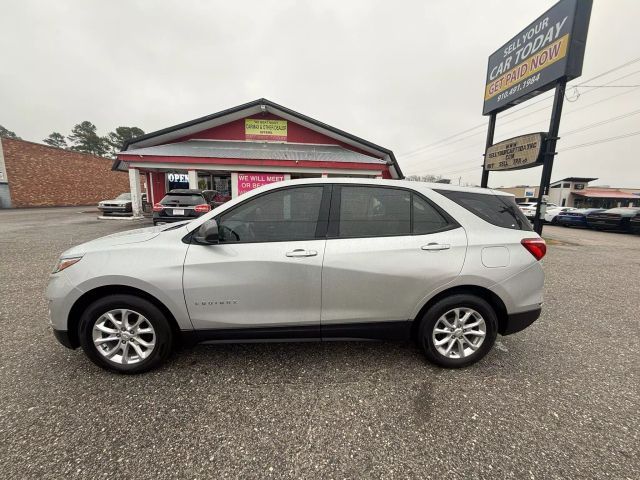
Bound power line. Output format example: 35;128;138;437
561;130;640;151
561;108;640;136
401;69;640;163
578;85;640;87
406;128;640;177
398;56;640;157
401;81;640;170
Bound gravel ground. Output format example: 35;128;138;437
0;208;638;479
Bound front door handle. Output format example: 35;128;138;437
286;249;318;258
421;243;450;251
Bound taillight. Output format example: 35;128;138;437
194;204;211;213
521;238;546;261
153;203;164;212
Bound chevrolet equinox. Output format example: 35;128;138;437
47;179;545;373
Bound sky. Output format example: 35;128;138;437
1;0;639;188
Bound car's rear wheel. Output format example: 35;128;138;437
79;294;173;374
418;294;497;368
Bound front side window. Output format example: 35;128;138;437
217;186;324;243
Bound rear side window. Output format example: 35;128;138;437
435;189;532;231
333;186;454;238
413;195;450;234
338;187;410;237
161;194;205;206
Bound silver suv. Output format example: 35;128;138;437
47;179;545;373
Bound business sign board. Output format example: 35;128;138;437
237;172;286;195
483;0;592;115
167;173;189;183
245;118;288;141
524;188;536;198
484;133;546;171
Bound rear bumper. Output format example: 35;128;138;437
52;328;76;349
500;307;541;335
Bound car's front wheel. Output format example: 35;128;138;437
78;294;173;374
418;294;497;368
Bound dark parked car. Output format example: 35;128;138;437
586;207;640;232
630;211;640;234
556;208;605;228
98;192;147;216
153;189;215;225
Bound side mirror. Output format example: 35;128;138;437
193;219;219;244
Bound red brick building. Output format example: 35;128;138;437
0;138;130;208
113;98;402;216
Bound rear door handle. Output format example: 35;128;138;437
421;243;450;251
286;249;318;258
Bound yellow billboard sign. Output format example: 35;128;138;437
245;119;287;141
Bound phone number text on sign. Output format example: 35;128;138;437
237;173;286;195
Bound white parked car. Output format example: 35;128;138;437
544;206;576;224
47;179;546;373
518;201;559;220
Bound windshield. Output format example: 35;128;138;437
116;193;131;200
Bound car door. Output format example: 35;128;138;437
183;185;329;334
321;185;467;332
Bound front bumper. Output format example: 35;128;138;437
99;206;133;216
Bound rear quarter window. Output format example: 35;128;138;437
435;190;533;231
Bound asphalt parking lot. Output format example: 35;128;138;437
1;207;638;479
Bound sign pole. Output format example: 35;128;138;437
480;113;497;188
533;78;567;235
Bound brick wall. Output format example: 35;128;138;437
1;138;132;207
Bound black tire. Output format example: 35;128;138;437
551;216;558;225
418;294;498;368
78;294;173;374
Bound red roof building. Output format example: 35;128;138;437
114;99;402;216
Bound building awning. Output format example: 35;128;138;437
574;190;639;199
118;140;387;165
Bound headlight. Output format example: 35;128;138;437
53;256;83;273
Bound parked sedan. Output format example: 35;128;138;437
152;189;215;225
98;193;147;216
98;192;132;216
586;207;640;232
556;208;605;228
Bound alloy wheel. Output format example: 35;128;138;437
92;309;156;365
432;307;487;359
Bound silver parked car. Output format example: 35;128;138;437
47;179;545;373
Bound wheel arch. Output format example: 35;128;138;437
66;285;182;348
410;285;508;339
